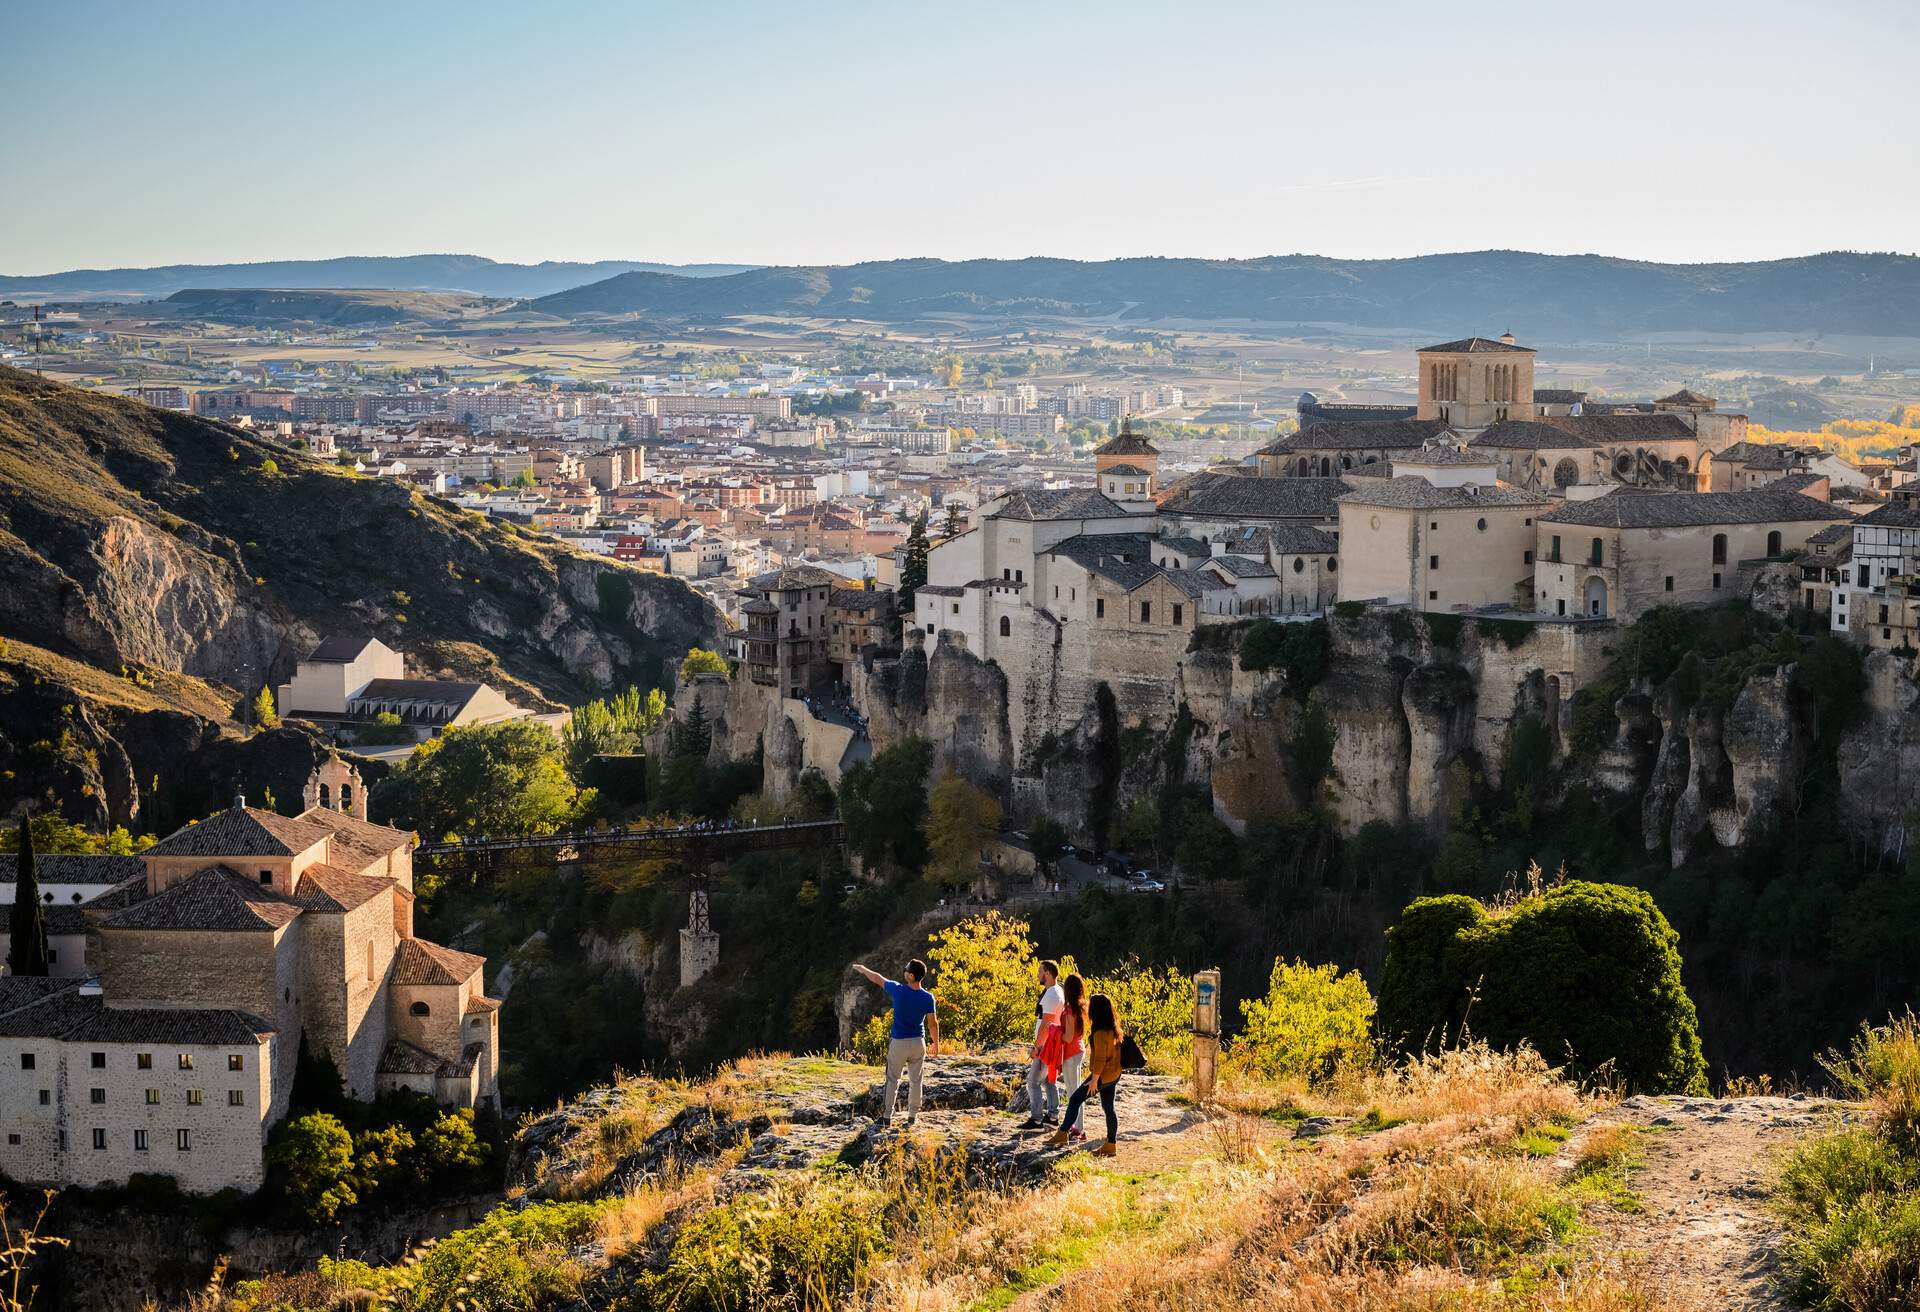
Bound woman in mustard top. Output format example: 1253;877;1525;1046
1049;992;1121;1155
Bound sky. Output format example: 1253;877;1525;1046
4;0;1917;273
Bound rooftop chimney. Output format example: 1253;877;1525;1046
1499;331;1517;346
234;793;246;810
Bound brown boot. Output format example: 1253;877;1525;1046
1045;1129;1070;1148
1092;1140;1116;1157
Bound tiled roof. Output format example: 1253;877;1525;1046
143;806;335;859
353;678;486;705
1103;463;1151;476
1202;554;1278;578
1469;421;1603;451
392;937;486;986
1397;445;1499;467
1537;413;1696;444
1154;533;1212;557
1532;389;1587;405
1658;389;1716;405
1264;419;1450;453
749;564;840;591
1852;500;1920;530
830;588;892;613
378;1037;444;1076
1091;427;1159;458
1153;569;1232;598
1419;336;1533;354
990;488;1134;521
0;854;141;885
64;1007;275;1045
1539;489;1854;529
465;995;502;1014
1041;533;1155;573
294;864;398;913
0;979;100;1038
1771;473;1827;495
1157;473;1350;522
100;867;304;932
1808;523;1855;547
1337;477;1550;511
297;808;414;870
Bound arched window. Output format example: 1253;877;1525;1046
1553;458;1580;488
1590;537;1605;566
1767;530;1782;556
341;785;352;812
409;1001;431;1017
1319;457;1331;476
1712;533;1728;565
318;783;331;808
998;615;1011;638
1297;456;1309;476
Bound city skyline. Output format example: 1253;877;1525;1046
4;0;1917;274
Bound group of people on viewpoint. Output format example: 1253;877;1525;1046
851;956;1129;1155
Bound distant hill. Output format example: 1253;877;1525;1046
0;254;759;303
528;251;1920;339
159;287;501;326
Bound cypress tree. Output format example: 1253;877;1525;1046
8;816;49;977
901;512;930;609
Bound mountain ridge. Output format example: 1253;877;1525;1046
0;254;760;302
527;249;1920;339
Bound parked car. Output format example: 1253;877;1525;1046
1134;878;1166;892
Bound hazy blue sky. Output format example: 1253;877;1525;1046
5;0;1915;272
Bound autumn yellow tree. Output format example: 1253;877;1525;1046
925;769;1001;886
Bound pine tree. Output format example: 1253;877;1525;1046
902;512;931;608
943;501;964;537
674;695;712;759
7;815;48;977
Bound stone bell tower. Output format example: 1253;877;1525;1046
303;753;368;820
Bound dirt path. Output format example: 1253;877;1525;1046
1563;1094;1859;1310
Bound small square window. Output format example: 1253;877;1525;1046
134;1129;149;1152
146;1089;160;1105
1429;591;1439;601
1665;576;1675;592
137;1053;153;1070
1523;551;1534;564
187;1089;203;1106
90;1052;106;1069
92;1128;107;1151
20;1054;33;1072
228;1089;245;1106
1429;555;1439;570
5;1134;17;1146
178;1054;193;1071
177;1129;192;1152
229;1054;245;1072
89;1088;105;1105
38;1090;49;1106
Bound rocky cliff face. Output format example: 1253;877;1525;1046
0;365;722;824
853;607;1918;866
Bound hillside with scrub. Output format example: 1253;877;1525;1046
18;906;1919;1312
0;365;718;829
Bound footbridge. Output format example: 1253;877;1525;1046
414;819;843;872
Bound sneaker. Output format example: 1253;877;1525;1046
1092;1141;1117;1157
1016;1118;1043;1130
1045;1129;1070;1147
1068;1127;1087;1142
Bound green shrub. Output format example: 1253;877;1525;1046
645;1178;887;1312
1232;958;1376;1082
1090;959;1192;1064
1239;618;1330;695
1378;881;1707;1093
402;1200;607;1312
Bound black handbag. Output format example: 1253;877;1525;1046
1118;1034;1147;1072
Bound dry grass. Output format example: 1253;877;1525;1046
848;1043;1671;1312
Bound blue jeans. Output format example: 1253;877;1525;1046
1026;1057;1058;1122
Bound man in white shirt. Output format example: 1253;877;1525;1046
1019;958;1064;1129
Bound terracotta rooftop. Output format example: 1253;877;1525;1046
1419;336;1534;354
100;866;305;932
1539;489;1853;529
392;937;486;986
142;805;336;860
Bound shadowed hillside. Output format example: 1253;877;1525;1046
0;365;719;826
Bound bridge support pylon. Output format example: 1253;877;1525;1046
679;873;720;988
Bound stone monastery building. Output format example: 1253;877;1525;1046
0;757;497;1194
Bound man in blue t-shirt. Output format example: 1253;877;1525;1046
852;958;940;1125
